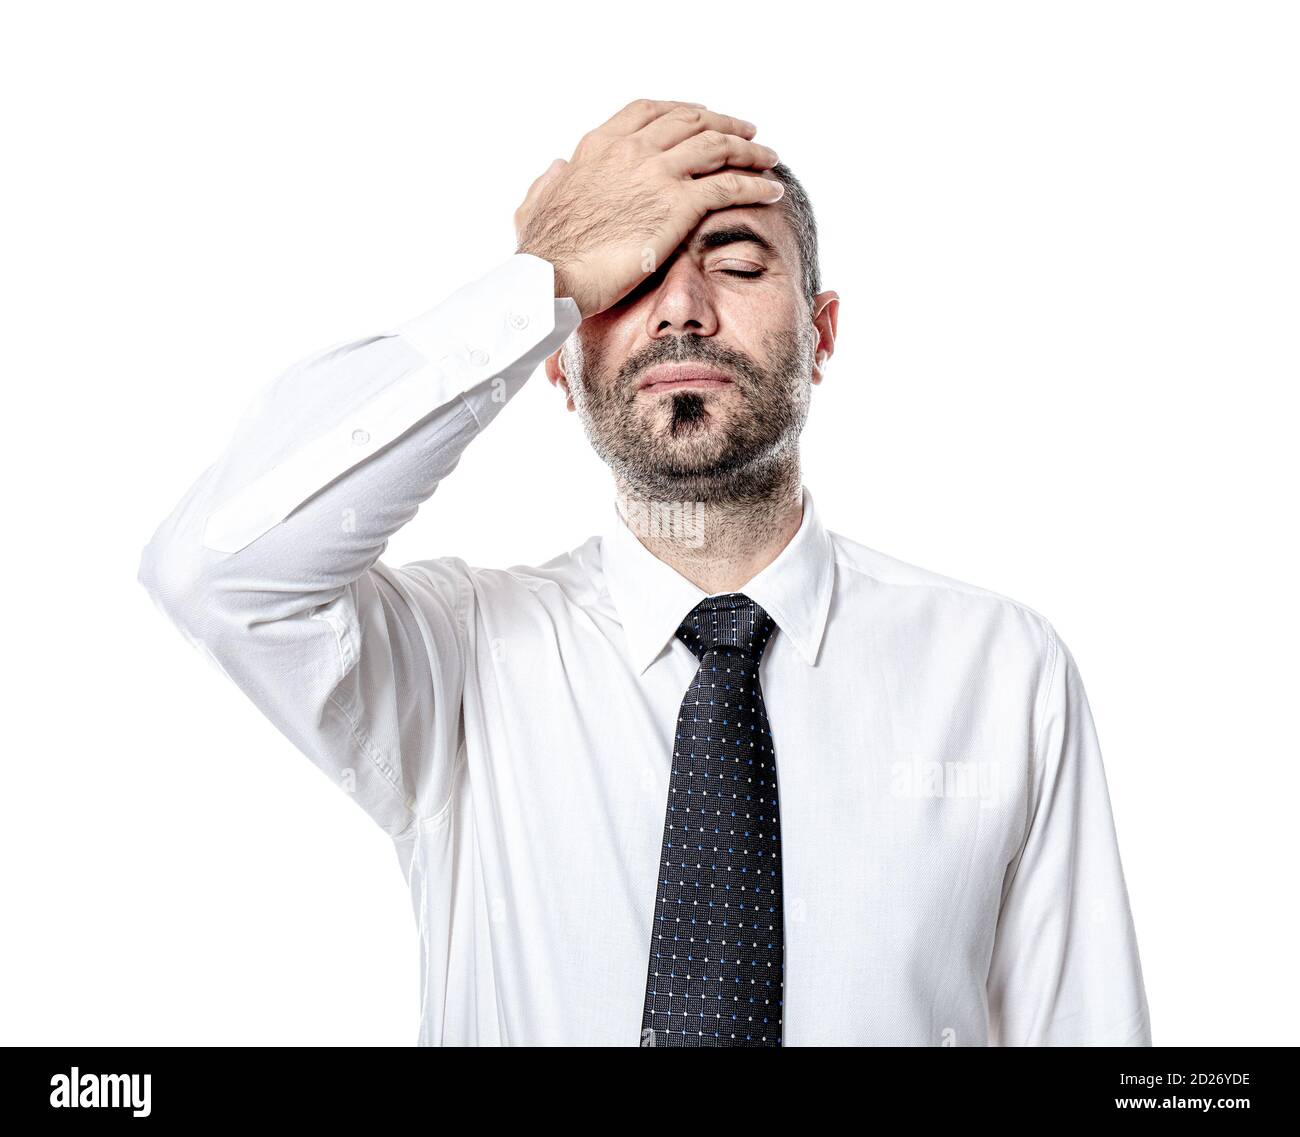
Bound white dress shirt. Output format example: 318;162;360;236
138;252;1151;1046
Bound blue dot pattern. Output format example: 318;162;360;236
640;592;784;1047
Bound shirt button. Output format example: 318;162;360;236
351;429;370;446
507;311;529;331
469;348;490;367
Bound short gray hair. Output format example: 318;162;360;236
768;162;821;310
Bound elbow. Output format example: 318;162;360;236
139;520;320;646
138;524;225;640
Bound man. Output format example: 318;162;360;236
139;99;1150;1046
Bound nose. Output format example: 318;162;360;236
644;260;719;340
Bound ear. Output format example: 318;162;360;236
810;290;839;385
544;346;576;412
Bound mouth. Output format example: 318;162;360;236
635;363;735;394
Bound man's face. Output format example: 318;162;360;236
549;204;836;504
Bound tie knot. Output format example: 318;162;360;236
676;593;777;662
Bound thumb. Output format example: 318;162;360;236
531;158;567;196
516;159;569;239
535;157;567;192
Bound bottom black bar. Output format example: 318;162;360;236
2;1045;1292;1123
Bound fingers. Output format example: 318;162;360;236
663;130;780;177
635;104;757;150
595;98;708;136
689;169;786;210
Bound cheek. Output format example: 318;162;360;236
582;318;642;380
761;323;808;374
723;292;800;350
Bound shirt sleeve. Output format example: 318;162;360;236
137;253;581;840
985;621;1152;1045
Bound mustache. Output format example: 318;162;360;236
616;336;764;393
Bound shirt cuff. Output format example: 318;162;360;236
389;252;576;375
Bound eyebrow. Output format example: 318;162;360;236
692;223;777;257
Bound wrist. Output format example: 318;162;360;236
521;250;593;318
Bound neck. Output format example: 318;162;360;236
613;464;805;594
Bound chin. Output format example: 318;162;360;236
653;439;737;476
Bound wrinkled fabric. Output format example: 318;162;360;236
139;253;1151;1046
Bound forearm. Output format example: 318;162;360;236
137;252;580;834
139;253;578;637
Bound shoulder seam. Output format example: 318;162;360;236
830;545;1052;628
1031;618;1062;776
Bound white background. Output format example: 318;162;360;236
2;1;1296;1046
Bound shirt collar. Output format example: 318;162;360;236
598;485;835;675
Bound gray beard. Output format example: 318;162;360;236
568;323;816;507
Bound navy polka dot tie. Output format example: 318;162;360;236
640;592;784;1047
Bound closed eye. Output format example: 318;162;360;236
718;268;763;278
